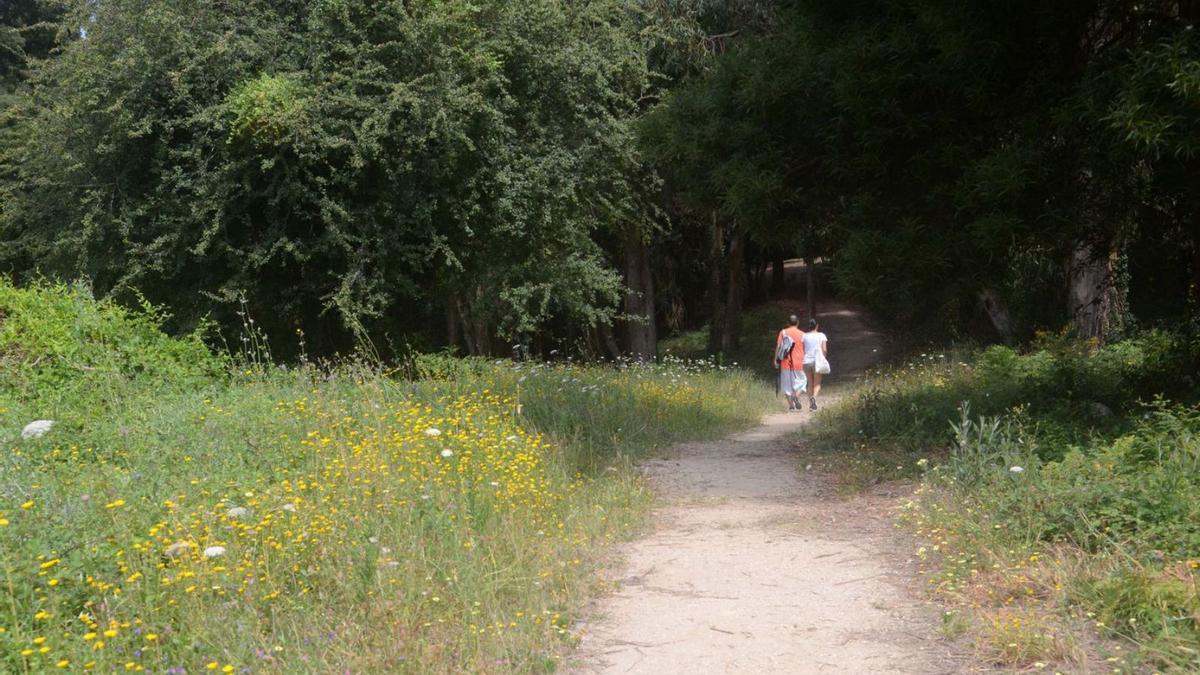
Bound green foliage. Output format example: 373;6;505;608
0;0;66;92
223;73;310;149
0;277;772;672
810;331;1199;459
0;277;222;414
645;1;1200;339
0;0;672;354
815;333;1200;668
919;403;1200;668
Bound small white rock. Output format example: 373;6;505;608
440;449;454;458
281;503;297;512
21;420;54;440
1009;466;1025;474
226;507;248;519
202;546;226;559
424;428;442;437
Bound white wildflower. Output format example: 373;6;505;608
202;546;226;559
440;449;454;458
1009;466;1024;474
226;506;248;519
281;503;297;512
424;428;442;437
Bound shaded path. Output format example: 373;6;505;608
572;302;962;674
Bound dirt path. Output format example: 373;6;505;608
572;303;963;674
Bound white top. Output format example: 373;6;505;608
802;331;827;364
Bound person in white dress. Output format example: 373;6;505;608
801;319;829;410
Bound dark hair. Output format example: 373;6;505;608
787;315;799;326
807;319;819;331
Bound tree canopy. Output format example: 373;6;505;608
2;0;1199;357
646;0;1200;343
2;0;673;354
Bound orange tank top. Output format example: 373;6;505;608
776;326;806;370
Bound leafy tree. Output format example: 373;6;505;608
646;0;1200;344
1;0;661;356
1;0;66;93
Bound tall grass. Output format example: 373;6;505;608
0;280;774;673
806;330;1200;670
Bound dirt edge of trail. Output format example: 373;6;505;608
570;301;971;674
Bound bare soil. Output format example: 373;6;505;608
571;303;969;674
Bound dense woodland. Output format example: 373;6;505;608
2;0;1199;358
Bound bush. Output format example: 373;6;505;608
0;278;223;414
813;331;1200;669
808;330;1199;461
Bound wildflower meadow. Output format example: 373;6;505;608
0;280;773;672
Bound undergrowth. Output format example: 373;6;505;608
806;329;1200;671
0;279;773;673
658;302;801;381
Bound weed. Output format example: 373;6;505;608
811;329;1200;670
0;280;774;672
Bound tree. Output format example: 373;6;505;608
1;0;659;356
646;0;1200;345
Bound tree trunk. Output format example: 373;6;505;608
1068;238;1123;344
754;260;770;302
456;298;478;356
456;289;492;356
621;228;657;360
770;255;786;297
978;288;1014;342
445;300;461;352
707;213;727;354
804;255;816;321
718;225;745;353
598;321;622;360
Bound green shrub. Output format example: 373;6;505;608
0;278;223;415
815;331;1200;669
808;331;1199;462
929;403;1200;556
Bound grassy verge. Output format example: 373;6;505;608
658;302;794;381
0;280;773;673
804;330;1200;671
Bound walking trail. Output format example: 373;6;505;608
572;302;964;674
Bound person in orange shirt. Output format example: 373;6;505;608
774;315;807;412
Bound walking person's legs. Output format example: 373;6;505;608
780;368;792;411
803;364;817;409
